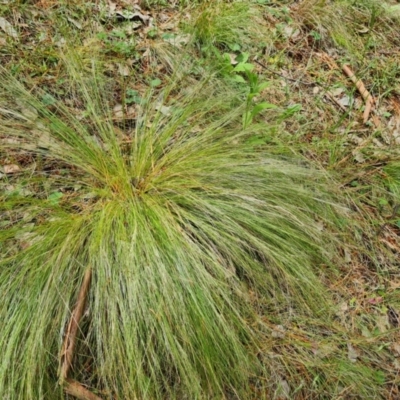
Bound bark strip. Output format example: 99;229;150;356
61;267;92;380
59;268;101;399
64;379;102;400
342;64;374;123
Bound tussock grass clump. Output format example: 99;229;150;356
189;1;254;50
0;56;340;399
293;0;399;57
384;162;400;199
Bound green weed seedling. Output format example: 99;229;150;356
229;52;277;128
97;30;136;57
125;89;142;105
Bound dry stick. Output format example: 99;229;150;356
61;268;92;380
335;65;382;166
60;268;101;400
342;64;374;124
255;58;346;113
64;379;102;400
317;53;380;126
254;59;315;86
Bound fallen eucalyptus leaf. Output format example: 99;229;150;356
338;95;353;107
376;314;389;333
118;63;130;76
353;151;366;163
276;378;290;399
347;343;359;362
3;164;20;174
155;103;172;116
0;17;18;38
392;343;400;356
67;17;82;30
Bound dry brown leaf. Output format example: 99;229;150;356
392;343;400;357
3;164;20;174
347;343;359;362
376;314;390;333
0;17;18;39
117;63;130;76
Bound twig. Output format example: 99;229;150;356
60;267;92;380
64;379;102;400
254;59;314;86
59;268;101;400
315;53;381;126
342;64;374;124
255;59;349;114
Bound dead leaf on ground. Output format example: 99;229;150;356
3;164;20;174
155;103;171;116
376;314;390;333
275;378;291;399
117;63;130;76
344;248;352;263
21;106;38;121
271;325;286;338
282;25;300;40
113;104;124;119
66;17;82;30
392;343;400;357
162;34;191;48
388;306;399;327
347;342;359;362
0;17;18;39
353;151;366;163
338;95;353;108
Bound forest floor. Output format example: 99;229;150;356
1;0;400;399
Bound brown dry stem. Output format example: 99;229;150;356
61;268;92;380
60;268;101;400
342;64;374;124
64;379;102;400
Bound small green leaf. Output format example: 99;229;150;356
246;136;266;145
48;192;63;205
232;74;246;83
111;30;126;39
126;89;142;104
233;63;254;72
41;93;57;106
147;29;157;38
250;102;278;118
373;370;386;385
228;43;241;51
256;82;270;92
150;78;162;87
162;33;175;40
378;198;388;206
236;52;249;63
96;32;107;41
279;104;302;120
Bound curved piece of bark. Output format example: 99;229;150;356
342;64;374;123
60;268;92;381
59;268;101;399
64;379;102;400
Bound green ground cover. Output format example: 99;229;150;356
0;1;399;399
